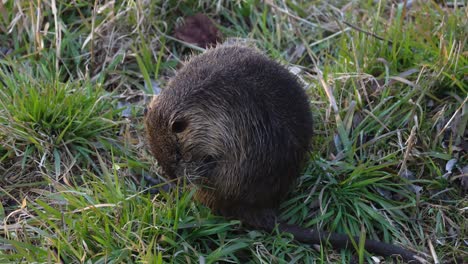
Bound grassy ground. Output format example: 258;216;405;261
0;0;466;263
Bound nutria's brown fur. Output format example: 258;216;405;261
144;45;423;263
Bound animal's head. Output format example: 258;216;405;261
144;95;185;179
144;94;218;184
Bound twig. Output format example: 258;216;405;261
264;0;336;31
309;27;351;47
342;21;393;45
436;96;468;138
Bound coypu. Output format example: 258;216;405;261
144;45;423;263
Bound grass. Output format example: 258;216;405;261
1;0;467;263
0;60;120;186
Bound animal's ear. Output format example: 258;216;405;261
171;119;188;133
146;96;160;116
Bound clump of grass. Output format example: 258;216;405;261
292;1;467;262
0;163;321;263
0;62;119;182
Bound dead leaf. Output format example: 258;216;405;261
174;13;222;48
445;159;457;173
117;101;133;118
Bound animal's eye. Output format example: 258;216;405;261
143;107;148;116
171;120;188;133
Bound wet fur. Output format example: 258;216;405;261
145;45;423;263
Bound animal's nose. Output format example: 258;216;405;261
143;107;148;116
